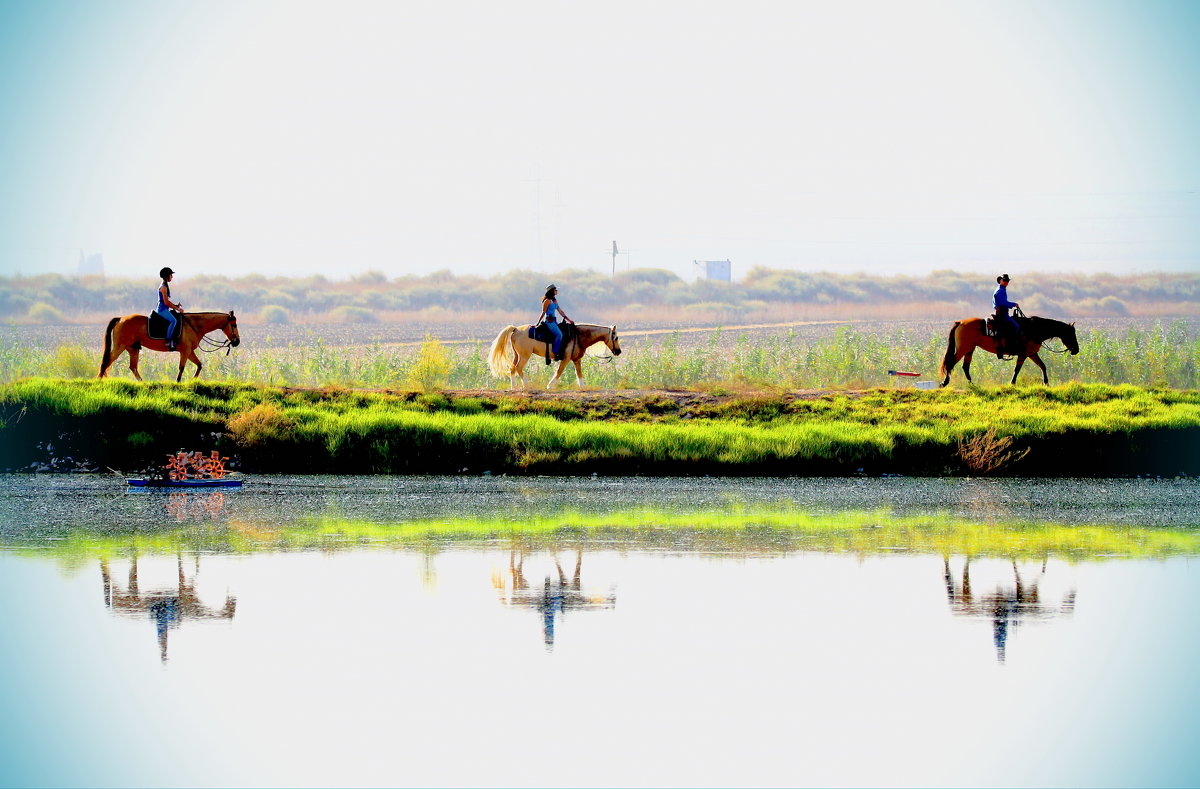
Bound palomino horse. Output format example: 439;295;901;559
940;315;1078;386
487;322;621;389
98;311;240;382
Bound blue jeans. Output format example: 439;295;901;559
546;320;563;355
996;312;1019;335
156;307;178;342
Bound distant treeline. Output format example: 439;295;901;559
3;267;1197;323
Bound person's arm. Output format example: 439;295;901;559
557;303;573;323
161;286;184;311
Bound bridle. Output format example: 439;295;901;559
1016;311;1074;354
185;313;239;355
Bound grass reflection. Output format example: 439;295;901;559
6;504;1200;561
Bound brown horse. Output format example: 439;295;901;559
99;311;241;382
487;322;621;389
940;315;1078;387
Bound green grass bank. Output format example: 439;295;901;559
1;379;1197;476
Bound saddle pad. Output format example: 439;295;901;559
147;311;182;341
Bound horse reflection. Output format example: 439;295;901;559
100;553;236;663
943;557;1076;663
493;549;615;651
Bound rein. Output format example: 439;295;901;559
182;313;238;355
1018;311;1073;354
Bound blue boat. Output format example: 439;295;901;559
127;478;243;488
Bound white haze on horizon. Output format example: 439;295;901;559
0;0;1197;283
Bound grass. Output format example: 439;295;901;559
2;379;1198;476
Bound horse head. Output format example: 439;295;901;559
607;325;622;356
1063;321;1079;355
224;310;241;347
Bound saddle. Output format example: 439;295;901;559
528;320;576;364
147;311;183;342
986;315;1025;356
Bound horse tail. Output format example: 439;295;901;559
488;326;518;378
98;317;119;377
939;322;960;380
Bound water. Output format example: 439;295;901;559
1;475;1198;788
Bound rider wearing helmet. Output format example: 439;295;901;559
992;274;1021;354
539;284;574;361
157;267;185;351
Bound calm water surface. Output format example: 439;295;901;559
1;475;1198;788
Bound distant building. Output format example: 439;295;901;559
693;259;731;282
78;250;105;276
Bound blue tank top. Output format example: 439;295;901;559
157;283;170;311
545;299;559;321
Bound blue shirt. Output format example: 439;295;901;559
545;299;559;321
992;285;1017;312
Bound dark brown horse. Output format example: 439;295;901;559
98;311;240;382
940;315;1078;386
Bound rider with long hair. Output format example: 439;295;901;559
539;284;573;360
156;267;185;351
992;273;1021;352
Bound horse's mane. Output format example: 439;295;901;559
1019;314;1074;343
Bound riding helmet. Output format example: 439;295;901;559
160;267;175;279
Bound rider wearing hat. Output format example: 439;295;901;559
539;284;573;361
992;273;1021;353
157;267;185;351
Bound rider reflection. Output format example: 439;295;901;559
943;556;1076;664
100;553;236;663
493;549;616;652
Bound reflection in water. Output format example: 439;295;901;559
100;553;237;663
163;490;227;522
493;549;616;650
943;557;1077;663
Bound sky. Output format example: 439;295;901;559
0;0;1198;282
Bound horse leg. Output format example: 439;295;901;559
941;342;968;387
176;350;188;383
1029;352;1049;385
547;357;569;389
187;348;203;378
961;352;974;383
1011;355;1026;385
102;343;124;378
513;350;529;389
573;358;584;387
127;347;143;381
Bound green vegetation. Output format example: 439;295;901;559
6;506;1200;562
3;322;1198;389
2;379;1196;476
3;268;1196;323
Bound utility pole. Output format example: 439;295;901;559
611;240;618;277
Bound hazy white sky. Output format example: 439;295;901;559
1;0;1197;280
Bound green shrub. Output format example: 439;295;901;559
408;334;450;392
227;402;297;447
260;304;291;324
52;345;94;378
330;305;375;324
27;302;65;324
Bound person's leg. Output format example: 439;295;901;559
164;311;178;350
547;321;563;356
158;308;178;349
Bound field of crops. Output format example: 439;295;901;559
3;317;1196;390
